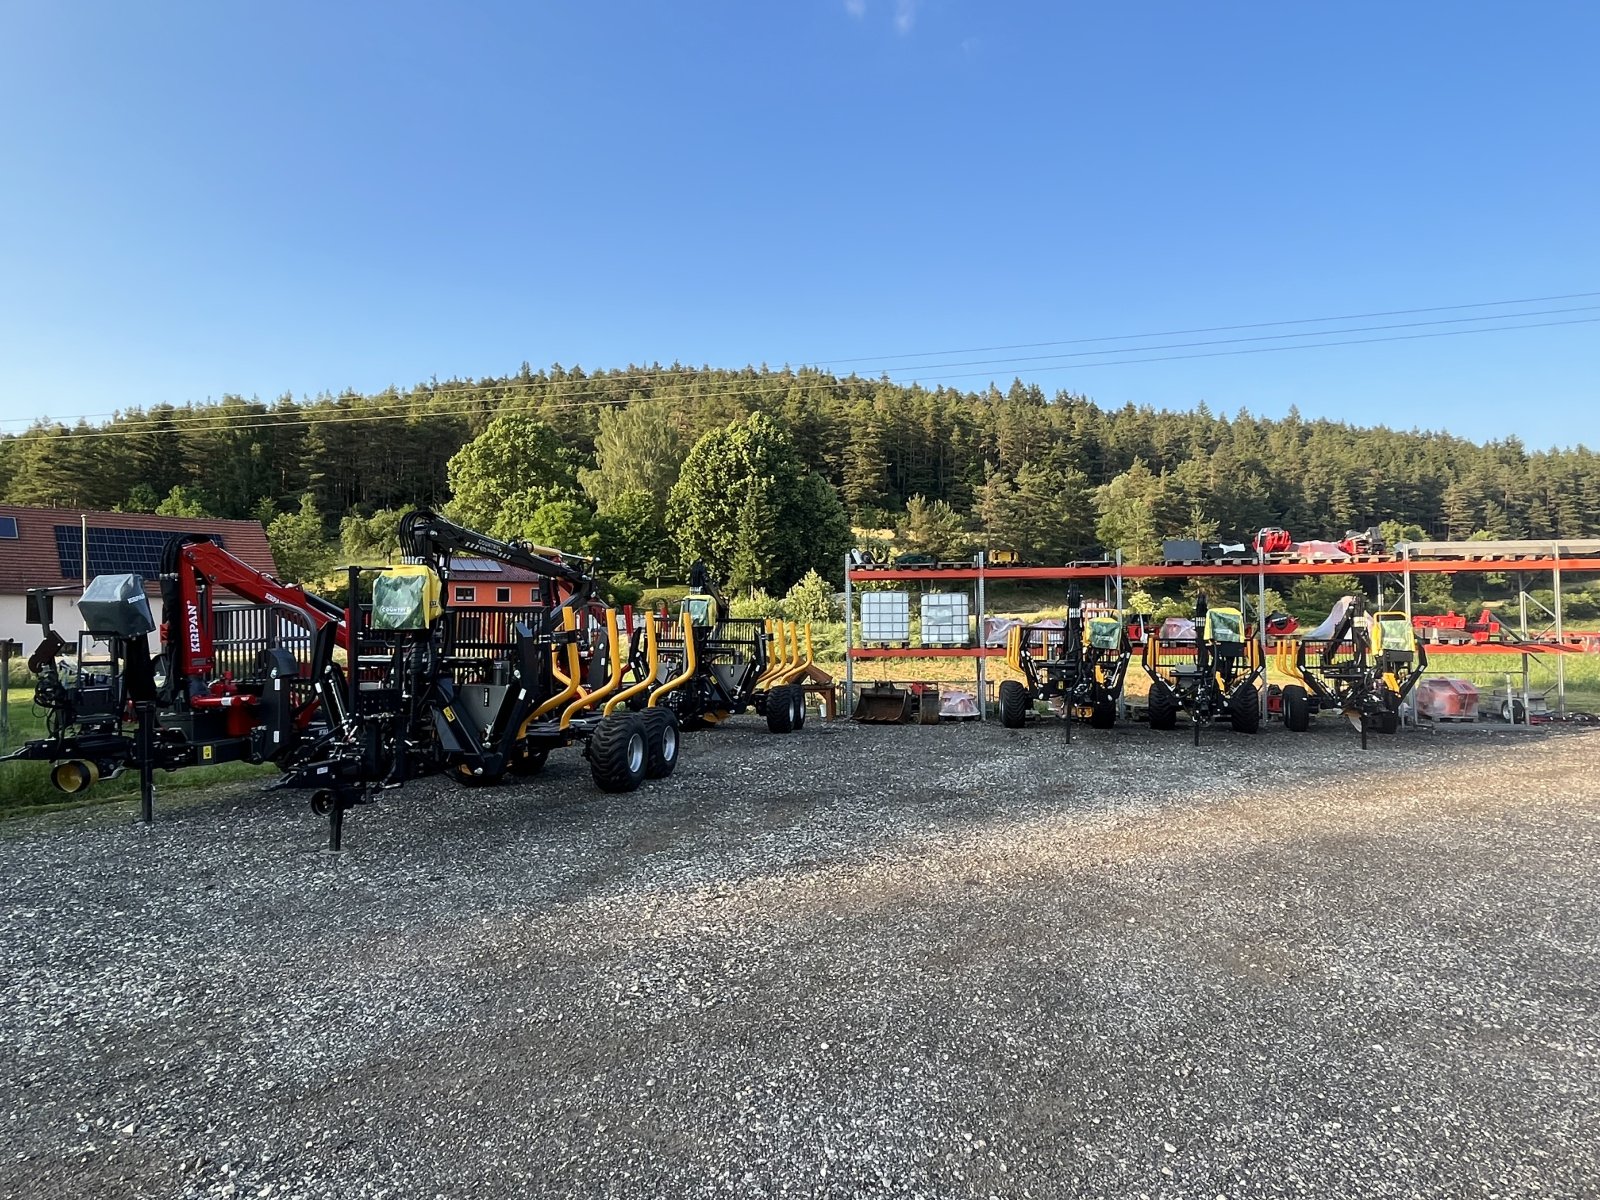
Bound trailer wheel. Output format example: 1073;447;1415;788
1228;684;1261;734
588;713;647;792
1148;682;1179;730
1282;685;1311;732
1089;699;1117;729
766;686;795;734
998;680;1029;728
641;708;681;779
791;686;807;730
509;746;550;776
1373;710;1401;735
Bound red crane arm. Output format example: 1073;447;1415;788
162;537;348;681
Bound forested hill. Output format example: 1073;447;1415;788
2;364;1596;574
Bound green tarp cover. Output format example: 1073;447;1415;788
1208;608;1245;643
1376;618;1415;653
372;572;430;631
1086;616;1122;650
684;595;718;628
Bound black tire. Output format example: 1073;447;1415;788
1148;682;1179;730
588;713;647;793
641;707;681;779
766;685;795;734
1089;699;1117;729
1282;684;1311;733
1228;684;1261;734
791;686;807;730
1373;710;1401;735
508;746;550;776
998;680;1029;728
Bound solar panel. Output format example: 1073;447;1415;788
0;516;16;538
55;526;224;580
451;558;503;573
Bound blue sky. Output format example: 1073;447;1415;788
1;1;1595;450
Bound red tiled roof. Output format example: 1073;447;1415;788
0;506;277;592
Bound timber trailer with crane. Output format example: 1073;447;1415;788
1141;594;1264;742
1273;594;1427;748
2;535;352;812
392;510;681;795
998;586;1132;738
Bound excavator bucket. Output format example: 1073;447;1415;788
851;684;916;724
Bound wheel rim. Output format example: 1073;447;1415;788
661;724;678;762
627;730;645;774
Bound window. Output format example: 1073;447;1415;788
496;587;511;603
0;516;17;538
454;586;476;603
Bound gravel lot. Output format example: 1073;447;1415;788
2;717;1597;1200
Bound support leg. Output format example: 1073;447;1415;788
137;704;155;825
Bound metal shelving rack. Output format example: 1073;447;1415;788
843;540;1600;718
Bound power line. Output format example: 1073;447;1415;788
864;304;1600;376
897;315;1600;383
22;314;1597;444
9;291;1587;432
9;294;1587;438
9;288;1598;430
806;289;1600;365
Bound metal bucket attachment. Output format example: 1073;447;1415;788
851;684;916;724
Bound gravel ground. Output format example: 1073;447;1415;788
2;717;1597;1200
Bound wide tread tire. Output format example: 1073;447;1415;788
1282;685;1311;733
588;713;647;793
998;680;1029;729
1228;684;1262;734
1089;699;1117;729
766;685;795;734
641;707;681;779
1148;682;1179;731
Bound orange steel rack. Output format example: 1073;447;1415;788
842;543;1600;719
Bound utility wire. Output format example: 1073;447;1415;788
896;316;1600;383
9;291;1587;432
806;289;1600;365
866;304;1600;376
8;288;1596;430
24;314;1598;444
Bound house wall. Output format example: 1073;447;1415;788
1;593;167;662
444;581;543;608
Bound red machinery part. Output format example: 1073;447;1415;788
1414;678;1480;721
1255;528;1292;554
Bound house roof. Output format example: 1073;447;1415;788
447;561;551;585
0;506;278;593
